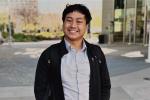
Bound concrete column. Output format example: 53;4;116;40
101;0;114;34
133;0;137;44
7;0;12;45
145;31;150;63
145;0;150;63
123;0;127;43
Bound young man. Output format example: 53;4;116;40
34;4;111;100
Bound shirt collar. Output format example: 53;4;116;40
64;39;87;52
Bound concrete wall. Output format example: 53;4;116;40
127;0;135;8
101;0;115;34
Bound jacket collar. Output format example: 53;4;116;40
58;38;68;57
58;37;92;57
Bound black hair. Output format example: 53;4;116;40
62;4;92;24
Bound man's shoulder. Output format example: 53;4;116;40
90;43;100;48
40;42;61;57
86;41;101;50
86;42;104;56
45;42;61;53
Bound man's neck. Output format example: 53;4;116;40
65;38;83;51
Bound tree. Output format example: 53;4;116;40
0;23;5;43
0;23;5;33
16;5;38;33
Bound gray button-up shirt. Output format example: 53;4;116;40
61;39;90;100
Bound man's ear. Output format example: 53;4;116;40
87;23;91;33
87;24;89;28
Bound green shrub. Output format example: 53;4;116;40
13;34;38;42
2;32;62;42
2;32;8;38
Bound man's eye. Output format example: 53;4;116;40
77;21;83;23
66;19;72;22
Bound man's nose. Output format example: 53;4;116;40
70;21;77;27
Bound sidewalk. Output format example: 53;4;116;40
111;67;150;100
0;39;150;100
100;41;150;100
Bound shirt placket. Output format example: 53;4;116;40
74;51;79;100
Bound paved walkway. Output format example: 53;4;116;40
0;39;150;100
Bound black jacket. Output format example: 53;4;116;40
34;39;111;100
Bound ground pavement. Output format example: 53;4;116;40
0;39;150;100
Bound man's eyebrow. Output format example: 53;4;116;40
76;18;84;20
66;17;72;19
66;17;84;19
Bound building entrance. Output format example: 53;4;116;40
114;0;124;42
114;0;148;44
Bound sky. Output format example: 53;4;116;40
37;0;102;32
0;0;102;32
38;0;102;14
0;0;102;14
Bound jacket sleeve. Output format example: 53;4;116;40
34;50;51;100
99;47;111;100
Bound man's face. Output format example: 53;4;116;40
63;11;87;41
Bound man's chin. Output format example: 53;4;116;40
66;37;83;41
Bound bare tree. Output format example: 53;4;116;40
16;4;38;33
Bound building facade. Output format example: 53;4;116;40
102;0;149;45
